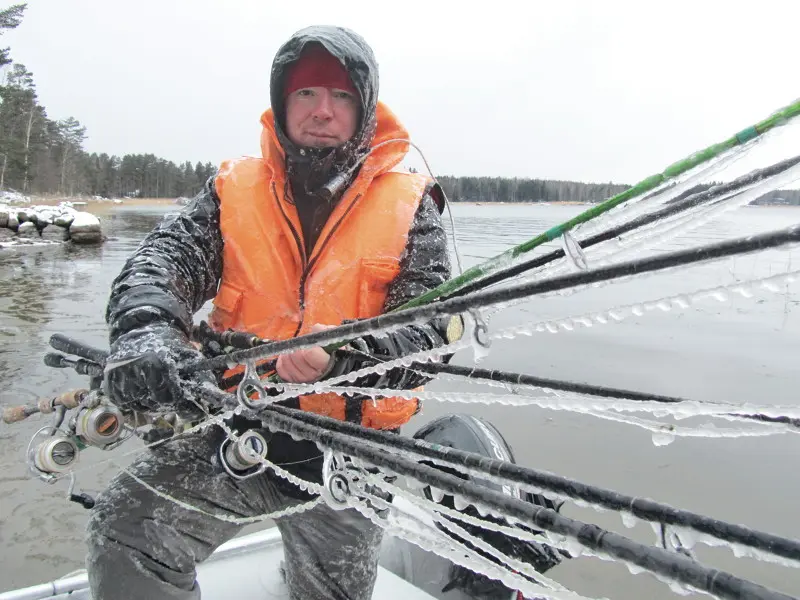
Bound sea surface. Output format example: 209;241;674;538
1;202;799;598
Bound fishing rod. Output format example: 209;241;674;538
192;383;797;600
183;222;800;375
218;154;800;389
7;340;798;595
192;384;800;567
12;338;796;432
446;153;800;299
199;134;800;383
380;359;800;428
396;98;800;310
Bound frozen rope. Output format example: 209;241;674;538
114;461;323;524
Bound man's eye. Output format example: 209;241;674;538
297;89;314;97
333;90;354;100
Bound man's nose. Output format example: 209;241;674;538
311;90;334;119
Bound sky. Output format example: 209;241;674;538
3;0;800;184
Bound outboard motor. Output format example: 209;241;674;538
379;414;569;600
415;414;567;599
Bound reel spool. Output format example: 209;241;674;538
74;404;125;448
29;433;80;476
219;430;269;479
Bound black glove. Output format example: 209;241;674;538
103;322;215;419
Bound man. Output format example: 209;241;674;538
86;25;453;600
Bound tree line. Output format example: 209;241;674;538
0;4;215;199
436;175;629;204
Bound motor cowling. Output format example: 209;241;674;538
413;414;568;599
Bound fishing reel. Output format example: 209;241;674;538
9;387;133;510
320;449;395;510
23;389;129;481
218;429;270;480
322;450;355;508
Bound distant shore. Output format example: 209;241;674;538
21;197;180;214
456;201;592;206
17;197;800;214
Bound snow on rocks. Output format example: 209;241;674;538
68;211;102;243
0;201;103;248
0;190;31;205
17;221;37;237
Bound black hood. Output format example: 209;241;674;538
270;25;379;196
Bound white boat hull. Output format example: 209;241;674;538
0;526;444;600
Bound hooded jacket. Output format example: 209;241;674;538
210;99;439;428
105;26;453;483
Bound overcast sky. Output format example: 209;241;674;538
3;0;800;184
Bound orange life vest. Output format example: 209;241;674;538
209;101;432;430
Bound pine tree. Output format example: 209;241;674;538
0;3;26;68
54;116;86;195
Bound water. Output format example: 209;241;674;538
1;202;800;598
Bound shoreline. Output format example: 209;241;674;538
452;201;800;207
455;201;595;206
11;197;181;215
12;198;800;212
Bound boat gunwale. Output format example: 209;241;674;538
0;528;284;600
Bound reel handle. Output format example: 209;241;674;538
69;492;95;510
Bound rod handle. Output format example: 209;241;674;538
1;389;88;425
49;334;108;365
2;405;37;424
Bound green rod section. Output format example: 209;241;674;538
396;98;800;310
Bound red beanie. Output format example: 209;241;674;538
283;45;358;99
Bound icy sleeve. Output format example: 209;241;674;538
105;176;224;343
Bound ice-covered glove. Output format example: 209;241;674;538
103;322;216;419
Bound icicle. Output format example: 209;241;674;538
453;494;471;511
651;429;676;447
626;563;646;576
667;581;694;597
621;511;637;528
429;486;445;503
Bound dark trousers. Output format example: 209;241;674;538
85;424;384;599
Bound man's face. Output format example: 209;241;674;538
285;87;359;148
